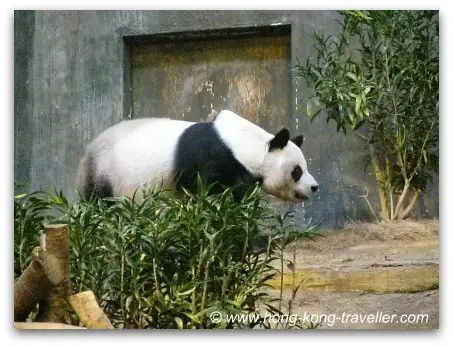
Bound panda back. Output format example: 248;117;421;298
84;118;194;198
174;122;257;198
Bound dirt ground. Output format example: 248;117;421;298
264;219;439;329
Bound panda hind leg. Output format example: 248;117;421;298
90;177;113;199
77;154;113;200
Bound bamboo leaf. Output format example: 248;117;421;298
185;313;201;325
352;119;366;130
346;72;358;81
309;109;323;123
307;101;313;117
177;286;197;296
355;95;362;116
174;317;184;329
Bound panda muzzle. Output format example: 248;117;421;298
294;191;308;201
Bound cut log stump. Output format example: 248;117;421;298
70;291;113;329
14;322;85;330
14;246;64;322
35;224;72;324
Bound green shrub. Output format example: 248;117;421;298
295;10;439;220
14;191;55;278
14;182;318;329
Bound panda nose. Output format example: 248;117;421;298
311;185;319;193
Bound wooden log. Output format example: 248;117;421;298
14;246;64;321
70;291;114;329
14;322;85;330
35;224;72;324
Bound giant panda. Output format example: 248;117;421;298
75;110;318;202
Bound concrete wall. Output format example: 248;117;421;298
14;10;439;227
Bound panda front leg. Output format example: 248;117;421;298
185;170;249;202
228;172;261;203
175;165;258;203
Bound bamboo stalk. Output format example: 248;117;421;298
393;182;410;220
399;190;420;220
369;145;389;220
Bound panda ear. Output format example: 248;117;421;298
291;135;304;148
269;128;290;151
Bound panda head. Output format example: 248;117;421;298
261;128;318;203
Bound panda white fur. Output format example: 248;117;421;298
75;110;318;202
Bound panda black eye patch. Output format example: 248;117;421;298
291;165;303;182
